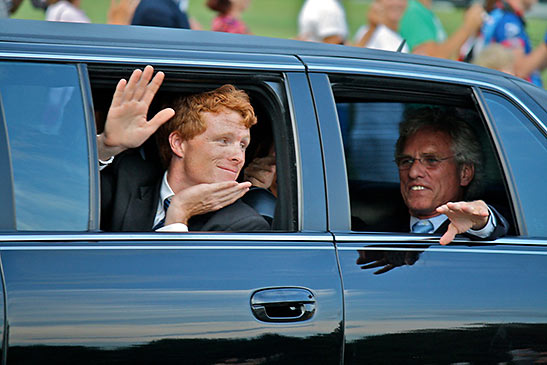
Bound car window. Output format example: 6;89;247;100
483;91;547;237
0;62;90;231
88;66;297;232
330;77;515;235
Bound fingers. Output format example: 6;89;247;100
132;65;155;101
111;78;127;108
437;201;489;217
113;66;163;108
440;224;458;245
148;108;175;130
141;70;165;106
121;68;143;102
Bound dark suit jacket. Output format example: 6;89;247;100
100;149;269;232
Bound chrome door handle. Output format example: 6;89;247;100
250;287;316;323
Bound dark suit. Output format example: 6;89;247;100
100;149;269;232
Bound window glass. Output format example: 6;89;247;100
0;62;89;231
89;66;295;232
483;91;547;236
339;102;402;183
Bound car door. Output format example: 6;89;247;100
0;58;343;364
306;58;547;364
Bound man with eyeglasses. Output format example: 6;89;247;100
393;107;508;245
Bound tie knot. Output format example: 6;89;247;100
412;219;433;234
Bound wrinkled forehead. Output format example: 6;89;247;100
403;127;453;154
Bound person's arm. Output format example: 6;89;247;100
354;1;382;48
514;41;547;80
322;35;346;45
435;200;508;245
412;4;484;59
97;65;175;161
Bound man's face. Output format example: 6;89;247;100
398;128;471;218
178;108;250;188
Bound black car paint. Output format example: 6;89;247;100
0;19;547;364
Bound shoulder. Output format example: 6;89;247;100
102;148;164;184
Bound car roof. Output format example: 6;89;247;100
0;18;531;89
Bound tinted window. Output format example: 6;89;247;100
0;62;90;231
483;91;547;236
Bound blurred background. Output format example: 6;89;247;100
10;0;547;84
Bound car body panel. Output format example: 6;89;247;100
1;234;343;363
0;18;546;364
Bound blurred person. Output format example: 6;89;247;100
131;0;190;29
207;0;251;34
475;0;542;86
472;42;515;74
298;0;348;44
244;147;276;196
517;32;547;81
0;0;22;17
353;0;409;52
398;0;484;59
35;0;136;24
45;0;90;23
107;0;139;25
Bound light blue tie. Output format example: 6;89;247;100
412;219;434;234
153;197;171;230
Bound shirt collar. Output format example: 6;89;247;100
160;171;175;204
410;214;448;233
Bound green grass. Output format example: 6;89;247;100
10;0;547;85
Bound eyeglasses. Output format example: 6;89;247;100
395;155;457;170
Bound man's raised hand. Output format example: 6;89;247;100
97;65;175;160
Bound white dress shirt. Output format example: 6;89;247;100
154;172;188;232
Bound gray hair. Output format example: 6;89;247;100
395;107;484;199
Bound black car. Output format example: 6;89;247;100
0;19;546;364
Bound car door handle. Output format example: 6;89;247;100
250;287;316;323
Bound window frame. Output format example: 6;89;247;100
318;73;517;237
87;64;300;233
476;87;547;237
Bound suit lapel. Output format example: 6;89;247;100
434;219;450;235
121;180;161;231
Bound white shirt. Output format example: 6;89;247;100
354;24;409;53
298;0;348;43
154;172;188;232
45;1;90;23
409;208;497;239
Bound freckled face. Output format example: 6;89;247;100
180;109;250;187
399;128;469;218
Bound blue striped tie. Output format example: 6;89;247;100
153;197;171;230
412;219;433;234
